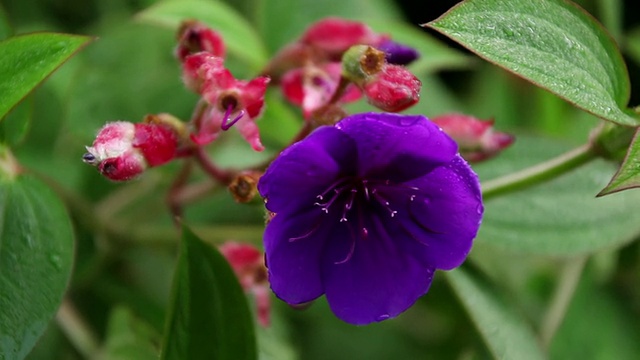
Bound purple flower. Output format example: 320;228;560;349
257;112;483;325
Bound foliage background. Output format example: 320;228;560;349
1;0;639;359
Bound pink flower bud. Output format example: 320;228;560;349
362;64;421;112
83;121;178;181
175;20;226;61
218;241;270;327
431;113;515;162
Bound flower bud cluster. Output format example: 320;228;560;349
179;22;270;151
265;18;421;123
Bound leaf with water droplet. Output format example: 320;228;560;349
426;0;640;126
0;173;74;359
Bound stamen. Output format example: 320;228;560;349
339;188;358;222
221;104;245;131
372;191;397;218
335;226;357;264
289;221;322;242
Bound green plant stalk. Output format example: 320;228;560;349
56;299;100;358
481;144;598;201
539;256;588;350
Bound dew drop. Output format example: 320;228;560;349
49;254;62;271
398;116;421;127
377;314;390;321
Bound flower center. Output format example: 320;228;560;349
314;176;422;227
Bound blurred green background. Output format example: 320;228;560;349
1;0;639;359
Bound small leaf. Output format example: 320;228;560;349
597;127;640;196
99;306;160;360
0;32;93;120
446;267;546;360
476;135;640;255
0;173;75;359
136;0;268;70
427;0;639;126
160;226;257;360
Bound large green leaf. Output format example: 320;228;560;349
0;172;75;359
476;135;640;255
446;267;545;360
427;0;639;126
160;226;257;360
0;32;93;120
136;0;268;71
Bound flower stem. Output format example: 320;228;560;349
56;299;100;358
193;146;235;184
539;256;588;350
481;144;597;201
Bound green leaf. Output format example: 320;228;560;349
160;226;257;360
427;0;639;126
0;32;93;120
597;127;640;196
98;306;160;360
136;0;268;71
0;173;75;359
475;135;640;255
446;267;546;360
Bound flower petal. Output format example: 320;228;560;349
336;112;458;182
264;209;334;304
321;217;435;324
398;155;483;270
258;126;356;214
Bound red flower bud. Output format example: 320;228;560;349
182;52;225;94
300;17;385;57
362;64;421;112
83;121;178;181
175;20;226;61
431;113;515;162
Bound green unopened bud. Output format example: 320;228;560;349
341;45;385;83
